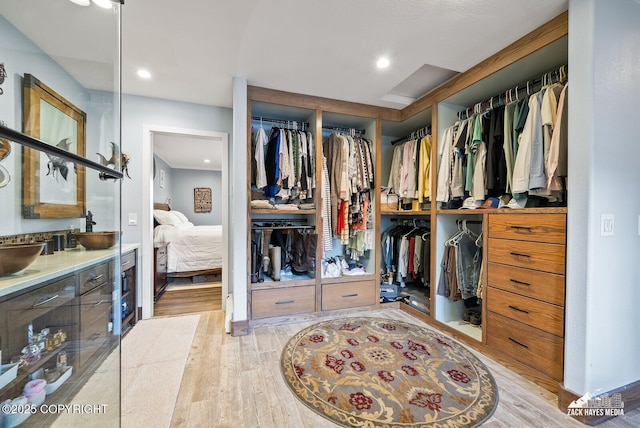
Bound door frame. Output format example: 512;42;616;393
141;124;229;319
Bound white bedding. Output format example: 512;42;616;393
154;223;223;273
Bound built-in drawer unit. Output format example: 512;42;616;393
486;311;564;381
486;212;567;386
252;286;316;319
321;279;377;311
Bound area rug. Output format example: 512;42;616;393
281;317;498;427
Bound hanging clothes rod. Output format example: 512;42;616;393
322;125;366;135
390;125;431;146
390;219;430;227
251;225;315;230
251;116;310;129
457;64;568;121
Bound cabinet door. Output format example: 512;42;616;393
80;282;112;367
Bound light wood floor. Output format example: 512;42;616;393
154;285;222;317
166;308;639;428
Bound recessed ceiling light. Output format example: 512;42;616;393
204;159;211;163
136;69;151;79
69;0;91;6
376;57;390;69
92;0;113;9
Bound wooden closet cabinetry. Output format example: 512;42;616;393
485;213;566;382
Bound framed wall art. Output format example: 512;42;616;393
194;187;212;213
22;74;86;219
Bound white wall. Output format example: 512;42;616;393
171;169;222;225
566;0;640;395
152;155;173;204
121;94;232;245
231;77;248;323
0;16;115;236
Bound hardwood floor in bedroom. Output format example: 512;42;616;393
167;309;640;428
154;284;222;316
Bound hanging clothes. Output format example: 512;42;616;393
322;132;375;262
380;223;430;287
547;84;568;196
437;224;482;301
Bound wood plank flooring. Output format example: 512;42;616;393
154;285;222;317
168;308;640;427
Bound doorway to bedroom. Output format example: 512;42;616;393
142;126;229;319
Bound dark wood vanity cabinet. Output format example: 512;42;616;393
0;247;138;408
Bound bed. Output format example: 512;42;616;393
153;203;223;277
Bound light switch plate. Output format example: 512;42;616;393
128;213;137;226
601;214;614;236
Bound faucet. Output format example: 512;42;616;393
85;210;96;232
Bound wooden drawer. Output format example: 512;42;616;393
80;282;112;319
252;286;315;319
121;250;136;270
79;261;109;294
489;214;566;244
486;312;564;381
487;288;564;336
487;262;565;306
322;280;376;311
4;275;76;311
488;239;565;275
155;244;167;259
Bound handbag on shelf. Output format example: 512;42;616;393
381;187;399;211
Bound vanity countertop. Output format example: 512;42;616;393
0;243;140;299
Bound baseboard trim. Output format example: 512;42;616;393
231;319;250;336
559;379;640;425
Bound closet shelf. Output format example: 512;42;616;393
321;274;376;285
251;278;316;291
251;209;316;215
435;208;567;215
381;209;431;216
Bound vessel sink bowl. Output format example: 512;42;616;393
0;243;45;275
77;231;120;250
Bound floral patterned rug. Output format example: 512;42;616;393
281;317;498;427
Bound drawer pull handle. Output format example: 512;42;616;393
94;300;106;307
508;305;529;314
508;337;529;349
122;261;131;266
510;252;531;258
89;333;101;341
90;274;104;282
510;279;531;286
275;300;294;305
342;293;358;298
510;226;532;232
33;294;59;308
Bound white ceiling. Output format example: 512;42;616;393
153;132;224;171
1;0;569;169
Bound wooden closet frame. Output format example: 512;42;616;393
246;11;568;394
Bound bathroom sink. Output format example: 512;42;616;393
77;231;120;250
0;243;45;275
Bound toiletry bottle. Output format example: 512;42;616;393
67;226;77;249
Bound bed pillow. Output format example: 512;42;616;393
171;210;190;224
153;209;180;225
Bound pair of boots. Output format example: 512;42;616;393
291;232;317;276
264;247;282;281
